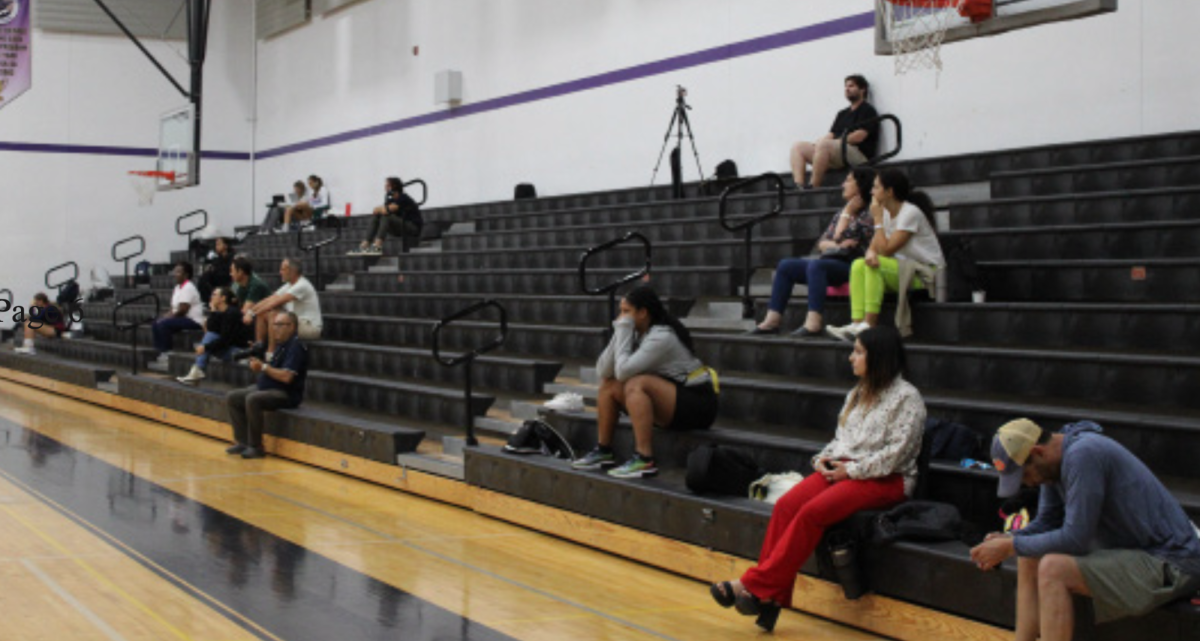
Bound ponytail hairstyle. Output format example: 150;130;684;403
849;166;876;215
839;325;907;425
878;167;935;225
308;175;324;194
622;284;695;354
386;176;404;193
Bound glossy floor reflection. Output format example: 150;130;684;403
0;379;884;641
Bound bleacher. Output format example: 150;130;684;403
3;129;1200;641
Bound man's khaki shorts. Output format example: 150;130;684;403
829;142;869;169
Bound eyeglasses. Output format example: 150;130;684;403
272;322;294;327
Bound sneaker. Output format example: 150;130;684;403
225;444;248;455
347;243;370;256
177;366;206;385
608;453;658;479
826;322;867;342
368;244;383;255
544;392;585;413
571;447;616;470
13;345;36;355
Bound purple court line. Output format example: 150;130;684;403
255;11;875;160
0;141;251;161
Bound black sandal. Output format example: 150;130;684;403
709;581;736;608
755;602;782;632
734;590;764;616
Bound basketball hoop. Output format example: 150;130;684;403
128;170;174;206
879;0;991;76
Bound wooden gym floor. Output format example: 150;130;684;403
0;378;886;641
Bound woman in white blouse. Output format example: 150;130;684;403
827;168;945;341
282;175;330;230
710;325;925;631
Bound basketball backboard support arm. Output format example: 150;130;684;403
91;0;211;186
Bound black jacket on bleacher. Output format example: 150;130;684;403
202;308;251;357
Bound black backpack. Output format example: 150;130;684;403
514;183;537;200
56;279;80;306
685;444;762;496
941;236;985;302
504;419;575;460
872;501;963;545
134;260;152;286
714;159;738;180
924;417;983;461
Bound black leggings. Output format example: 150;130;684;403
367;215;420;243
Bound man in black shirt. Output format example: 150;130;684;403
225;311;309;459
790;74;879;189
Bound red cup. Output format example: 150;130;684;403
345;203;352;216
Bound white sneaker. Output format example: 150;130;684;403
177;366;206;385
826;322;867;342
544;392;585;413
13;345;36;355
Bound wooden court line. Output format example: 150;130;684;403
256;488;691;641
20;558;131;641
0;367;1010;641
0;468;285;641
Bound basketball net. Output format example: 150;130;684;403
128;171;174;207
880;0;965;76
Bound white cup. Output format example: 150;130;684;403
972;290;987;304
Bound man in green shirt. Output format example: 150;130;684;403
230;256;270;314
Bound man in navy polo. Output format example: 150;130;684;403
225;311;308;459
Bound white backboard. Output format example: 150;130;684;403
157;104;196;190
876;0;1119;54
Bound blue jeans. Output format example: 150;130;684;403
152;317;202;353
768;258;853;314
195;331;233;370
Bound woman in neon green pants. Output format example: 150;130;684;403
828;168;945;341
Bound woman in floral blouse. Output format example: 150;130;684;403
710;325;926;631
749;167;877;337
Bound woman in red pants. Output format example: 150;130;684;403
710;325;926;631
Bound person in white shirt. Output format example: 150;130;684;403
828;168;946;341
282;175;331;231
243;257;323;356
151;261;205;355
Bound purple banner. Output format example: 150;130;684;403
0;0;30;109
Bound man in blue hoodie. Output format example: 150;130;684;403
970;419;1200;641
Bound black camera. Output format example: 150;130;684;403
232;343;266;362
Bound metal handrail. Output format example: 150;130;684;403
176;209;208;262
296;217;342;290
403;179;428;206
718;173;786;319
45;261;79;291
841;113;903;167
0;288;11;313
578;232;653;332
431;299;508;446
112;235;146;289
113;292;161;375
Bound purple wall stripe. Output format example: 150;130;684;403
0;141;251;161
255;11;875;160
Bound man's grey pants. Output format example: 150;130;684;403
226;386;293;448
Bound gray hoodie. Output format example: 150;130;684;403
1012;421;1200;577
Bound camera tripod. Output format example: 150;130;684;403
649;87;705;196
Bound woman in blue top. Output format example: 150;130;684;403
750;167;876;337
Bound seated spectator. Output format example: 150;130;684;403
230;256;271;314
262;181;308;233
749;167;876;337
224;311;309;459
243;258;322;358
13;293;66;356
152;262;205;355
710;326;923;632
572;284;719;479
177;287;251;385
197;236;233;302
971;419;1200;641
281;175;329;231
790;74;879;189
827;168;945;341
349;176;424;256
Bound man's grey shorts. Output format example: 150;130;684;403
1077;548;1200;623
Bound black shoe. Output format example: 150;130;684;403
745;326;779;336
789;326;823;339
710;582;736;609
225;444;247;455
241;447;265;459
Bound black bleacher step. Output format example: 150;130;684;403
304;340;563;395
440;208;834;252
693;333;1200;411
465;445;1019;629
322;314;608;359
763;300;1200;354
83;319;199;352
978;257;1200;303
991;155;1200;198
0;349;115;389
116;375;425;461
318;291;694;325
946;218;1200;261
34;337;157;372
949;185;1200;229
387;236;803;272
164;356;494;427
354;266;739;298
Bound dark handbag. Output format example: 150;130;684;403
818;247;856;262
685;444;762;496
